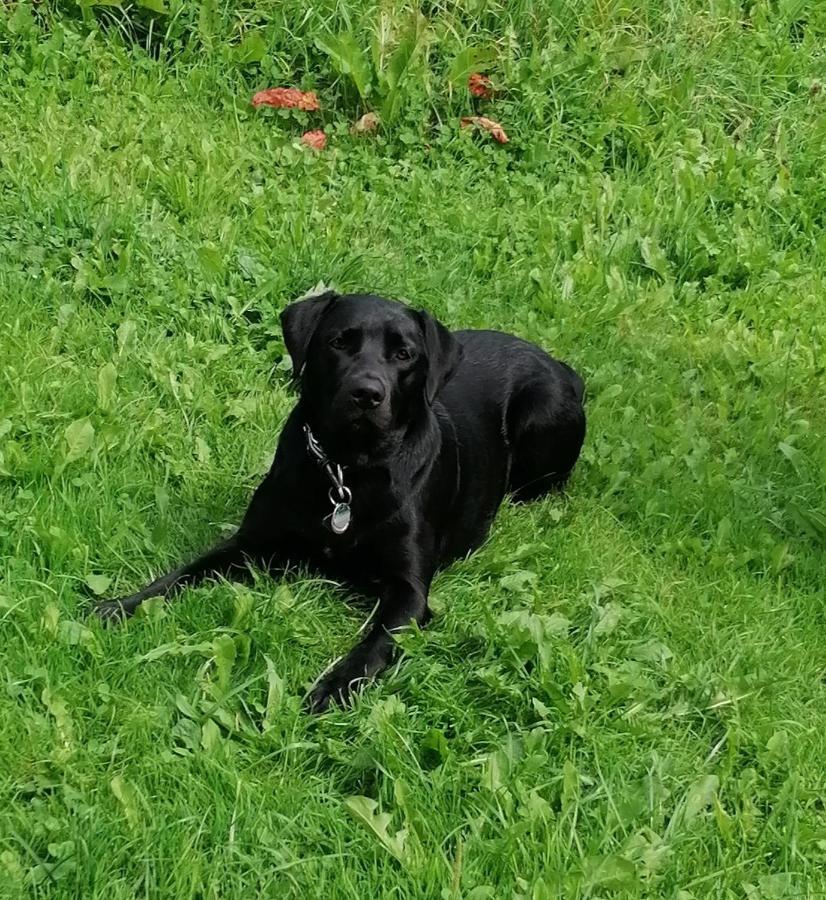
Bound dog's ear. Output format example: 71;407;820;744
280;291;339;377
418;309;463;405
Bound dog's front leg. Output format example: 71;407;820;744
307;574;431;713
91;534;259;623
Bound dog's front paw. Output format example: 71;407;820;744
306;663;368;714
91;598;133;625
306;638;394;713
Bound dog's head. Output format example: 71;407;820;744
281;292;462;454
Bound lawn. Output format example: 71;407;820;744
1;1;825;896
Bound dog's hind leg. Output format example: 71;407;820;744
91;535;258;623
506;375;586;503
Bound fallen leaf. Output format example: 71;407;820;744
460;115;509;144
468;73;493;99
301;130;327;150
351;112;379;134
251;87;320;111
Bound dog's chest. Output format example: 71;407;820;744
311;486;400;559
283;457;402;564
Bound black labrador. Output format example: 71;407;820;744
94;292;586;711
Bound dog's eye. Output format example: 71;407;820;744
329;336;347;350
395;348;413;361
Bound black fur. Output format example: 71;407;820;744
93;293;586;711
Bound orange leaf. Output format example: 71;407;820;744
468;73;494;99
301;130;327;151
251;88;320;111
460;116;509;144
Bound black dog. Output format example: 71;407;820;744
94;292;586;711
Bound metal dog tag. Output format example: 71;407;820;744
329;502;351;535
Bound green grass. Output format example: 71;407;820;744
2;1;826;896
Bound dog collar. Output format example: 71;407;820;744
303;425;352;534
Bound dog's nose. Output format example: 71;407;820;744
350;383;386;409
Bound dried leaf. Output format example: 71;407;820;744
301;130;327;151
351;112;380;134
460;115;509;144
468;73;493;99
251;88;320;111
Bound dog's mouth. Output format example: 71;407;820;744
335;400;390;427
345;410;391;435
318;404;395;459
309;391;396;459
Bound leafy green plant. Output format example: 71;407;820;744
444;44;496;90
315;11;428;123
